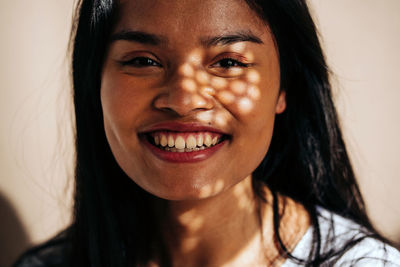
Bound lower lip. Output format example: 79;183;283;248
141;137;227;163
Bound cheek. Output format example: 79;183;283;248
213;77;262;117
100;72;154;194
213;56;281;120
102;74;138;124
230;76;281;173
101;71;135;164
101;67;156;134
237;109;276;163
100;69;149;168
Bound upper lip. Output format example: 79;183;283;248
139;121;230;135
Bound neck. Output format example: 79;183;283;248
154;176;281;266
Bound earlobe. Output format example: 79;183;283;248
275;91;286;114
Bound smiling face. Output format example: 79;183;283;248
101;0;285;200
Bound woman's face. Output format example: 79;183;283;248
101;0;285;200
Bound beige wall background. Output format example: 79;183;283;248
0;0;399;266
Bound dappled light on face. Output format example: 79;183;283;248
246;69;260;84
198;184;213;198
247;85;261;101
217;90;236;105
195;70;210;85
187;48;203;63
191;95;208;107
169;46;262;128
237;197;250;210
195;111;213;122
165;45;262;127
198;179;225;198
163;176;261;262
210;77;228;90
178;209;205;232
232;177;253;209
194;109;229;128
199;86;215;98
244;51;255;61
178;49;207;93
230;42;246;53
214;179;224;193
233;180;246;196
237;97;253;114
214;111;230;127
211;179;225;196
208;48;260;116
181;238;200;253
181;78;197;92
179;63;195;77
230;80;247;95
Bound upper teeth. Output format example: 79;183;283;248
153;132;220;149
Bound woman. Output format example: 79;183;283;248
14;0;400;266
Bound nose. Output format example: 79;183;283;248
153;70;214;116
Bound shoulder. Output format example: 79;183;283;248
317;207;400;266
13;231;69;267
286;207;400;266
336;237;400;266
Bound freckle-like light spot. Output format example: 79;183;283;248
244;51;254;61
237;97;253;114
238;195;250;209
230;42;246;52
247;85;261;100
214;112;229;127
179;210;196;224
213;180;224;193
195;71;209;85
210;77;227;90
192;95;207;106
230;80;247;95
182;238;200;253
188;49;203;63
246;69;260;84
179;63;195;77
234;185;252;208
200;86;215;97
217;90;235;105
233;182;245;196
178;210;203;232
198;184;212;198
181;78;197;92
195;112;213;122
189;217;204;232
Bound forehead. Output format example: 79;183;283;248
114;0;270;44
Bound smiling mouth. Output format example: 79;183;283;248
143;131;230;152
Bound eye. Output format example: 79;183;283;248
121;57;162;68
212;58;249;69
208;56;252;77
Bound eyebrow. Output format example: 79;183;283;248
109;30;263;46
201;31;264;47
110;30;167;45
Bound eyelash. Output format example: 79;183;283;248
211;57;250;69
120;56;250;70
120;57;162;68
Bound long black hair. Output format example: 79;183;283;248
65;0;384;266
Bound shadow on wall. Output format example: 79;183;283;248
0;192;30;267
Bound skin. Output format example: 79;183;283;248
101;0;310;265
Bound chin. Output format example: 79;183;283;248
140;181;225;202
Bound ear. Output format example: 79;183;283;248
275;90;286;114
